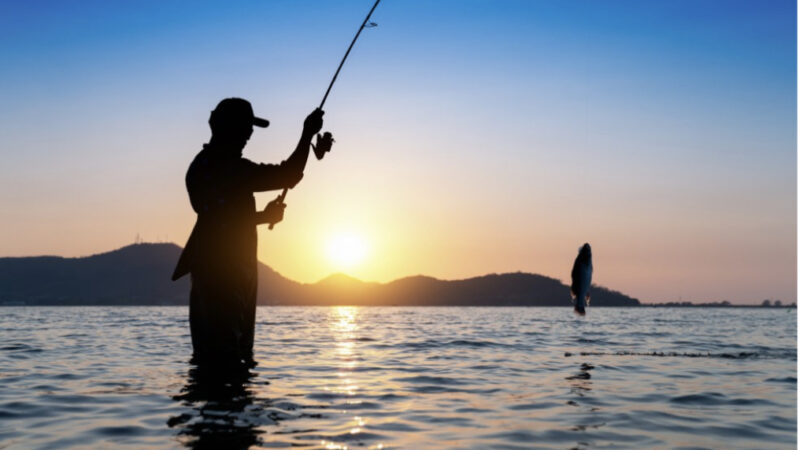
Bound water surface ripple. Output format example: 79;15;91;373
0;307;795;449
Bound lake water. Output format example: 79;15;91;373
0;307;795;449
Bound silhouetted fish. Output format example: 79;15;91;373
570;243;593;315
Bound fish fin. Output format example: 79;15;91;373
570;286;577;299
586;293;591;305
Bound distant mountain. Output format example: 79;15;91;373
0;243;188;305
0;243;640;307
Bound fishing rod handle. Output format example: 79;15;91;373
267;188;289;230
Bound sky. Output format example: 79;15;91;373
0;0;796;304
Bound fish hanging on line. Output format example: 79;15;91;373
570;243;593;316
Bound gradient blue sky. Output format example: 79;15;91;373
0;0;796;303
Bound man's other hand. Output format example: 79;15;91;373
264;197;287;226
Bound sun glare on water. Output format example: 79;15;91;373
325;232;368;270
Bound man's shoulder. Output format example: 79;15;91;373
190;145;224;170
186;147;215;184
192;145;212;163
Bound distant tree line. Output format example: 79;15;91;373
760;299;795;307
648;300;796;307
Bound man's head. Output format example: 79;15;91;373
209;98;269;152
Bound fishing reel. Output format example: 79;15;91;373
312;132;335;160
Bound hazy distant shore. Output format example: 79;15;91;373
2;243;788;307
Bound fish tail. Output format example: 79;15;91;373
574;305;586;316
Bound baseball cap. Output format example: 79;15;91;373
209;97;269;129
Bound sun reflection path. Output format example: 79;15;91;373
322;307;384;449
334;306;359;396
333;306;358;335
333;306;358;386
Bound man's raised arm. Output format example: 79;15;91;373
246;108;324;192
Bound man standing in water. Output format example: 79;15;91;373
172;98;324;365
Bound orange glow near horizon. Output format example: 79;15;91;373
325;232;369;272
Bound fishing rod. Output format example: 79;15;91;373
319;0;381;111
269;0;382;230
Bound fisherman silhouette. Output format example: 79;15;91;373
172;98;324;365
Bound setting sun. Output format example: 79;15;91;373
325;232;368;270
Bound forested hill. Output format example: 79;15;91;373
0;243;640;307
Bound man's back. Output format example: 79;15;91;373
185;145;259;274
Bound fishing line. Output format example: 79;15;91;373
269;0;382;230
